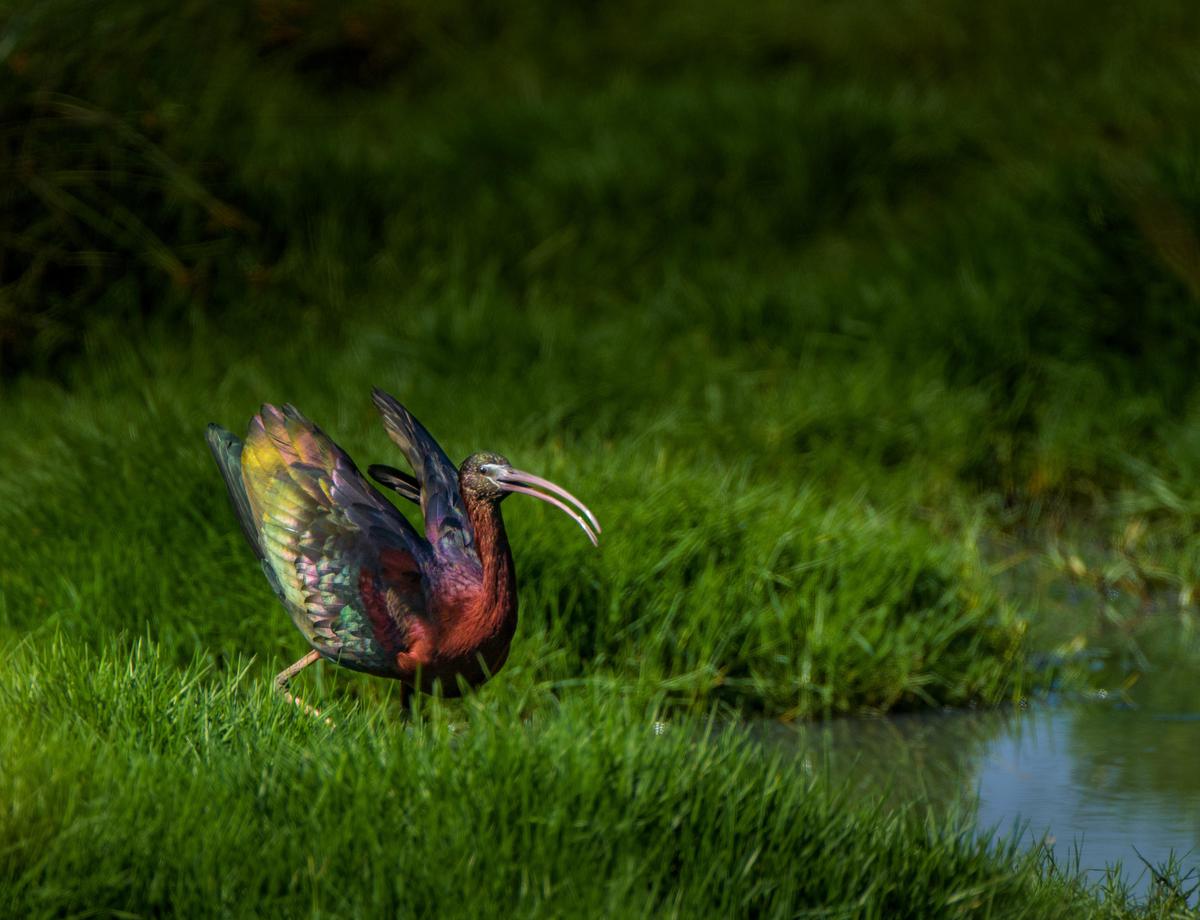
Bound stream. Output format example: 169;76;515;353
763;630;1200;898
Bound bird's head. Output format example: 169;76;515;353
459;452;600;547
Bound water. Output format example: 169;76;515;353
763;652;1200;897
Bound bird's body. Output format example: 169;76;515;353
207;390;598;701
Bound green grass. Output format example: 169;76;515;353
2;637;1191;919
3;0;1200;914
0;300;1028;718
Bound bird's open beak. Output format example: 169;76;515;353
485;466;601;547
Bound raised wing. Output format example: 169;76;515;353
235;403;432;675
367;463;421;504
371;387;472;555
206;424;263;557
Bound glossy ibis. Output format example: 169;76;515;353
206;388;599;712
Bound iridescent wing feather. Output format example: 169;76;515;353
209;404;431;675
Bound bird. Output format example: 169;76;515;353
205;387;600;712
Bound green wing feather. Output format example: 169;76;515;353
206;425;262;557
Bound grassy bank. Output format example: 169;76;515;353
4;0;1200;913
0;309;1027;717
2;637;1190;919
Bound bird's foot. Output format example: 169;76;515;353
274;650;335;729
279;688;336;729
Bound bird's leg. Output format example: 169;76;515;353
274;650;332;726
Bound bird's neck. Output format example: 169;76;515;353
463;492;518;631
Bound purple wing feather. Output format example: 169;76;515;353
371;388;472;556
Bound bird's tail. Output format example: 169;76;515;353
206;423;263;557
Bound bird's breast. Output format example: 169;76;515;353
394;574;517;694
435;586;518;666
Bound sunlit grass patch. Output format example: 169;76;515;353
0;336;1028;718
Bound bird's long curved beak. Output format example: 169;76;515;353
493;468;601;547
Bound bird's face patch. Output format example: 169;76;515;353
459;451;512;501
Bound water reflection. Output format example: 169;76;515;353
764;689;1200;895
976;707;1199;880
